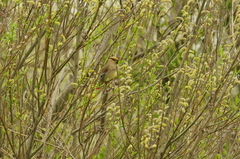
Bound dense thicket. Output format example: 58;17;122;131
0;0;240;158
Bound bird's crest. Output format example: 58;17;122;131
109;57;119;61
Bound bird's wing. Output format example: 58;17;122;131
99;63;109;82
99;72;106;82
101;62;109;73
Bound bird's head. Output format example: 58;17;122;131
109;57;119;64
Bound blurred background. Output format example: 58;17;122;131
0;0;240;158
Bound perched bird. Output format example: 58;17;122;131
100;57;119;84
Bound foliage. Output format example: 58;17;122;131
0;0;240;158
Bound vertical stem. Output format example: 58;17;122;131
100;88;109;132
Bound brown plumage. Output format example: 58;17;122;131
100;57;119;83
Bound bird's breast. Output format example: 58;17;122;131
104;70;117;82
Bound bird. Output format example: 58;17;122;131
99;57;119;84
99;57;119;131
